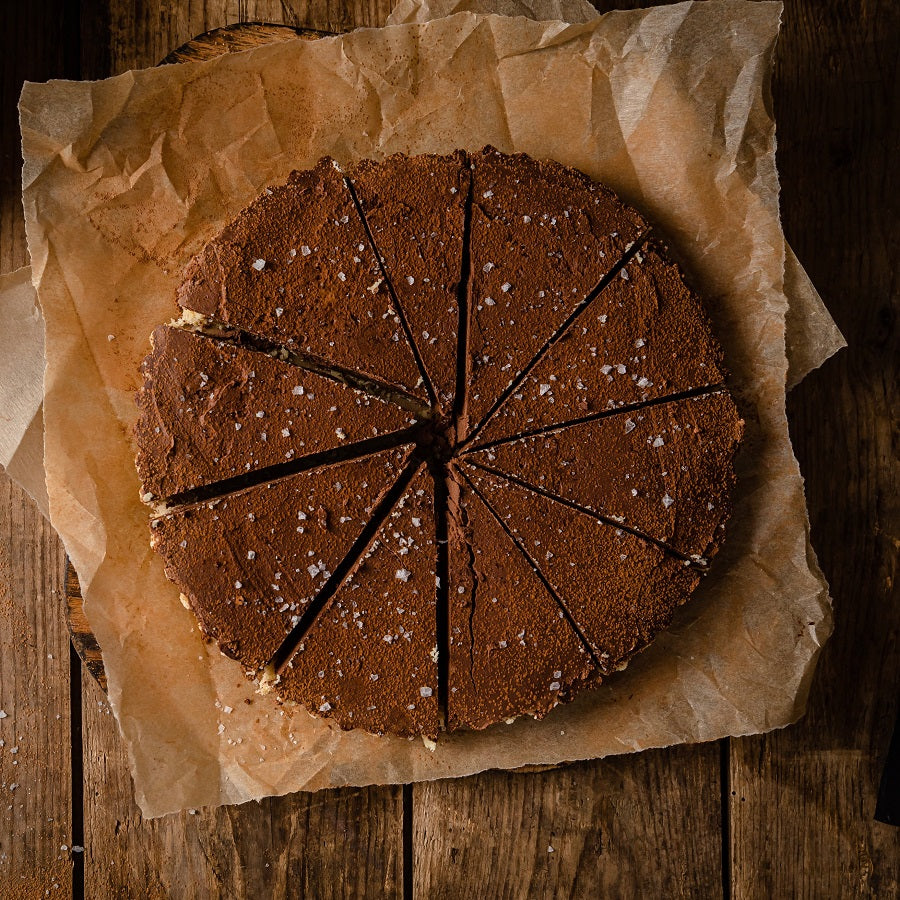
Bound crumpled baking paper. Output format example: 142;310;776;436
4;0;844;816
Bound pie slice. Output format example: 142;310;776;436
177;159;427;399
463;466;702;671
135;325;418;500
463;147;647;436
473;240;727;447
349;151;471;411
150;446;413;670
465;391;743;561
447;467;597;730
276;465;440;738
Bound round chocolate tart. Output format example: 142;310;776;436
135;147;743;740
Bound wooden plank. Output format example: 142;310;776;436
79;0;394;79
414;744;724;898
81;668;403;898
0;473;72;898
74;6;407;897
729;0;900;896
0;2;79;898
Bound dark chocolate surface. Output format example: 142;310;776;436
447;468;597;731
276;466;440;738
176;159;427;399
465;391;743;561
349;152;471;412
463;147;647;438
151;446;413;670
463;466;703;671
135;325;417;500
473;240;727;447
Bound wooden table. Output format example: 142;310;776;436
1;1;897;896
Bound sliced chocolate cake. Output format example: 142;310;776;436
275;465;440;738
471;240;727;447
151;446;413;670
136;325;418;501
463;147;647;438
349;151;471;412
136;148;743;739
176;159;427;400
462;466;703;671
465;391;743;562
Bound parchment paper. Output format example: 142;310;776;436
0;266;49;518
12;0;841;816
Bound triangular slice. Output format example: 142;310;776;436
177;159;427;399
463;466;702;671
465;391;743;561
446;467;597;731
277;466;440;738
135;325;418;500
349;152;471;411
473;240;727;446
463;147;647;436
150;446;413;670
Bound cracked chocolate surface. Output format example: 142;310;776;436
136;148;743;738
447;468;597;731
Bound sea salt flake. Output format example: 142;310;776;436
300;245;311;256
625;418;636;433
652;436;665;448
419;686;433;697
395;568;411;582
251;258;266;271
662;494;675;508
501;282;512;292
539;383;551;396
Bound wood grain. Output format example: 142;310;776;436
0;3;77;898
728;0;900;896
414;745;724;898
81;669;403;898
0;477;72;898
